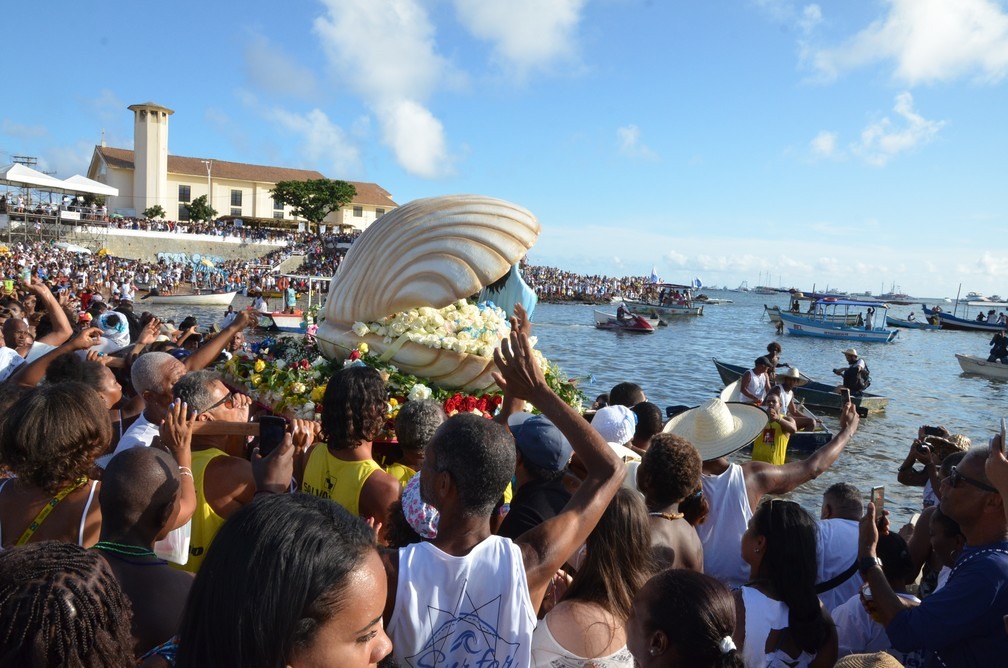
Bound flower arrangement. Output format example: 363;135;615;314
218;303;586;433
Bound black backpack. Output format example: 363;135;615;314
856;364;871;391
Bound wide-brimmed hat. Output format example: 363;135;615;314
776;367;808;386
662;398;768;461
842;348;859;357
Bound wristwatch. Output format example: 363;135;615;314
859;556;882;574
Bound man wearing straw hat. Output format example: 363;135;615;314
664;397;860;587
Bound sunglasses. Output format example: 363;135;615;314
948;465;997;494
205;390;236;413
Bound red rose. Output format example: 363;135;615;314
349;350;361;361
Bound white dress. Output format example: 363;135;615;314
741;586;818;668
531;617;634;668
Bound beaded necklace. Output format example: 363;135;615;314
92;541;167;565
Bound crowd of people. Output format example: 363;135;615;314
0;259;1003;668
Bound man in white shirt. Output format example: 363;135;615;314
384;324;625;667
816;483;864;612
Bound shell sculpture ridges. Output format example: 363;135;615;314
315;195;540;391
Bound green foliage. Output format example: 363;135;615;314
270;179;357;225
186;195;217;223
82;193;106;207
143;205;166;219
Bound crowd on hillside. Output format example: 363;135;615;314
0;251;1004;668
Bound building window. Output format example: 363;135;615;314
273;211;284;219
178;204;190;221
231;208;242;217
178;185;191;203
230;190;242;207
353;206;363;217
273;197;284;210
376;208;385;217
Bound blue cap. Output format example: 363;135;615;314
510;414;573;472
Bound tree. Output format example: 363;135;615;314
186;195;217;223
82;193;106;207
143;205;166;220
270;179;357;226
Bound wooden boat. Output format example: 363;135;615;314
955;354;1008;380
719;381;834;454
141;290;238;305
765;305;859;326
713;358;888;414
268;311;307;333
593;310;655;333
778;300;898;343
886;315;940;331
923;304;1006;332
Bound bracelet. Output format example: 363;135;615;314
178;466;193;479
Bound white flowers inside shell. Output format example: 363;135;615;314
352;300;517;359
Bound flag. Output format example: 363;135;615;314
691;277;703;290
650;267;660;284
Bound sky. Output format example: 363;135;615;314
3;0;1008;298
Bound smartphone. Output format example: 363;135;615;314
915;442;930;454
20;268;30;284
871;485;885;516
258;415;287;458
840;388;851;405
923;425;943;437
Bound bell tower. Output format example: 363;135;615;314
128;102;174;214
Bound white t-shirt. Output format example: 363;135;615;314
26;341;56;363
389;535;537;667
97;411;160;469
698;463;752;588
0;347;25;382
834;591;925;666
815;518;863;612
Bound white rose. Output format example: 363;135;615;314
408;384;432;401
352;321;370;337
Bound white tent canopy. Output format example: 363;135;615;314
61;174;118;197
0;163;66;190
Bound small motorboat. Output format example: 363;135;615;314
955;354;1008;380
886;315;940;330
593;310;655;333
268;311;308;333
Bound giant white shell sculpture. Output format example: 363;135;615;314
315;195;540;391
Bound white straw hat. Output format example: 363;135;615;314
776;367;808;386
842;348;858;357
662;398;768;461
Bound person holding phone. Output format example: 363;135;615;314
896;427;970;509
859;437;1008;667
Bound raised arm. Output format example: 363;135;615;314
30;279;73;346
493;326;625;610
184;309;256;371
10;326;102;387
745;401;859;507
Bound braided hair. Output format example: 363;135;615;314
0;541;135;668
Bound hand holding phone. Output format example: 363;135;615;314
840;388;851;405
871;485;885;518
257;415;288;458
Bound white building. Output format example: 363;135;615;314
87;101;397;230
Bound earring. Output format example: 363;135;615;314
754;547;760;553
650;648;659;656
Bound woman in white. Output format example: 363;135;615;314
734;499;837;667
531;488;653;667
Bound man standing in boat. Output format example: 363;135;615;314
834;348;869;395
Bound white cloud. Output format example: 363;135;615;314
853;92;945;166
1;120;47;139
617;125;658;160
243;33;318;99
809;130;837;158
799;4;822;34
264;107;361;176
375;100;452;178
313;0;460;177
453;0;585;77
38;141;94;178
811;0;1008;84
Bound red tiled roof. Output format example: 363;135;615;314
95;146;397;207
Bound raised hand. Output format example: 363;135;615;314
160;399;195;468
492;325;548;401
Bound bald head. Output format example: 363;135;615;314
100;447;180;539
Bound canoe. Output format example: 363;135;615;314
886;315;940;331
712;358;888;414
593;310;655;333
922;305;1006;332
765;305;859;326
720;381;834;454
955;354;1008;380
142;290;238;305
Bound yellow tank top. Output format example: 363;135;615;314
179;447;229;573
384;462;417;487
751;421;789;466
301;446;382;516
